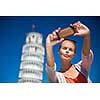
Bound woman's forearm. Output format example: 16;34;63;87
46;43;55;67
82;33;90;56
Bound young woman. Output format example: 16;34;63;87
46;21;93;83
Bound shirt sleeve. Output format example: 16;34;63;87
74;49;93;78
45;63;58;83
81;49;94;71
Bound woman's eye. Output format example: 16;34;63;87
69;48;72;51
63;47;67;49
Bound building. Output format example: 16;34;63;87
18;32;45;83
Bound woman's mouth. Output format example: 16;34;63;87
64;54;69;58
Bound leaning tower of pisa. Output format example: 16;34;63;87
18;32;44;83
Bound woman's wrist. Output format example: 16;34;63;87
84;33;90;39
83;30;90;38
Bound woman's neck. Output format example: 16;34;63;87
60;60;72;72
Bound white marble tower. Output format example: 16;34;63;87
18;32;44;83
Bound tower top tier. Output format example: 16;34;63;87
26;32;43;44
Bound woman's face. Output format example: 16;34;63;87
59;40;76;61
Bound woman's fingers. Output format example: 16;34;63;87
52;27;61;39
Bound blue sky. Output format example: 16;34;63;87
0;16;100;83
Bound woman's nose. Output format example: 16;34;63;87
66;49;69;53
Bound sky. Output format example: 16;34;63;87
0;16;100;83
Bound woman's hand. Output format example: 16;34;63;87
46;28;64;46
70;21;90;37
